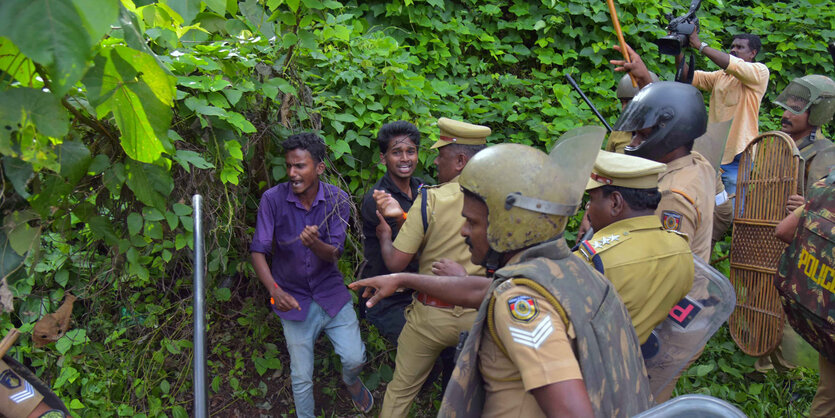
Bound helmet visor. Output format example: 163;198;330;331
613;101;657;132
774;82;812;115
549;126;605;209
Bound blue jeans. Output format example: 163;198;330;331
721;153;742;210
281;301;366;418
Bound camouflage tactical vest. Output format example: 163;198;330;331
775;174;835;362
439;238;652;418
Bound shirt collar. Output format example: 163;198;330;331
380;172;423;199
285;181;325;208
595;215;662;237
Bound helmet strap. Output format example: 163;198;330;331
484;248;503;278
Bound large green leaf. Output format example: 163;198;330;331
3;156;34;198
0;88;69;138
204;0;227;15
117;5;157;58
84;46;175;163
87;215;120;246
57;141;92;186
0;0;93;97
164;0;201;25
71;0;119;43
124;160;168;210
0;38;38;87
0;230;25;280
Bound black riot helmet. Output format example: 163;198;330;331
614;81;707;161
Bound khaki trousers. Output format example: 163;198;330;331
379;299;476;418
811;354;835;418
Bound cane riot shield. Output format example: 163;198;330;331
633;394;747;418
642;256;735;398
729;131;803;356
692;119;733;174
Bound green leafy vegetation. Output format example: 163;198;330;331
0;0;832;415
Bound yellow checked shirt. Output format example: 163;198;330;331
393;176;484;276
575;215;694;343
479;285;581;418
657;152;715;261
692;55;769;164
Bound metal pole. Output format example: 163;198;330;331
192;194;208;418
565;74;614;133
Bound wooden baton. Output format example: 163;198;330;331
606;0;638;88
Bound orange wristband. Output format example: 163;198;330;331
401;212;408;221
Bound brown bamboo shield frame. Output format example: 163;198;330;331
729;131;802;356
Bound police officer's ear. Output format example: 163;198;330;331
455;152;469;172
609;190;627;217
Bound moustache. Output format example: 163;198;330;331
465;237;472;248
781;118;792;127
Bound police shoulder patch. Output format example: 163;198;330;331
662;210;683;231
0;369;21;389
507;295;539;322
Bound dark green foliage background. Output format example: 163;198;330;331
0;0;832;415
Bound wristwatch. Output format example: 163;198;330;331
698;42;708;53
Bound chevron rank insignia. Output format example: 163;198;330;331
507;295;538;322
662;210;682;231
508;315;554;349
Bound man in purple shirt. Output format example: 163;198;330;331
250;133;372;416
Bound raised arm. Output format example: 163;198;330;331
349;273;491;309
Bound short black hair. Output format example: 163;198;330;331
377;121;421;153
599;185;662;211
446;143;486;159
732;34;762;57
281;132;326;163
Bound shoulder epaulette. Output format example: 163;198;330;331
579;240;605;274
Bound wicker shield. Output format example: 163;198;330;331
729;131;802;356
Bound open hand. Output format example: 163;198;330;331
611;43;654;89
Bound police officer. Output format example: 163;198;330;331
615;81;716;261
352;128;652;416
607;72;659;153
373;117;487;417
775;75;835;211
578;150;694;344
611;44;732;251
775;172;835;418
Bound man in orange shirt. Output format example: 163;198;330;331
676;32;770;201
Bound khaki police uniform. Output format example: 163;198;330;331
605;130;632;154
380;118;488;418
479;280;581;417
577;151;694;343
657;152;715;260
712;172;733;243
0;359;45;417
578;216;693;343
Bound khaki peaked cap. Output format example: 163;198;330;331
430;117;491;149
586;150;666;190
